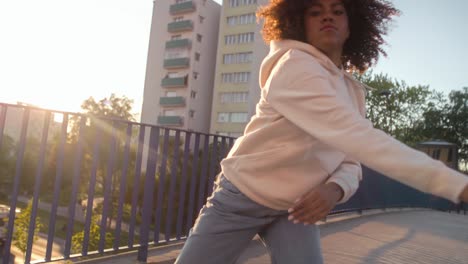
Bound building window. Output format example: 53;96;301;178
220;92;248;103
231;112;248;123
164;110;176;116
216;131;242;138
195;52;200;61
189;109;195;118
223;52;253;64
193;72;199;79
224;35;237;45
221;72;250;83
224;32;254;45
239;32;254;43
165;51;181;59
165;48;188;59
167;72;179;78
199;15;205;23
217;112;230;123
166;91;177;97
217;112;249;123
447;149;453;162
239;13;255;24
432;149;441;159
190;90;197;98
171;35;182;40
196;34;202;42
229;0;257;7
226;16;237;26
174;16;184;22
226;13;255;26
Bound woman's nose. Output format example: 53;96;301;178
322;16;334;23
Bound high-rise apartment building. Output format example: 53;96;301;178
209;0;269;137
141;0;221;133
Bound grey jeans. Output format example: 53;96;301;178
175;174;324;264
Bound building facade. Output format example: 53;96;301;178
140;0;221;133
209;0;269;137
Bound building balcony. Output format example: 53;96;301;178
159;96;186;106
167;20;194;33
161;76;188;87
169;1;196;15
165;38;191;49
157;115;184;126
163;57;190;69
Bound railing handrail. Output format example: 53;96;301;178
0;102;232;137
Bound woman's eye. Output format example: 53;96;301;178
333;10;345;15
309;10;321;16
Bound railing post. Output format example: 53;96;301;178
2;108;29;264
114;123;133;250
129;126;146;248
45;114;69;261
137;127;160;262
25;112;51;264
64;116;86;258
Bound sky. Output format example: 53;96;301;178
1;0;467;118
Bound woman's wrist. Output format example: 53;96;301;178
460;184;468;203
325;182;344;202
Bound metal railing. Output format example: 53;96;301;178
0;102;465;263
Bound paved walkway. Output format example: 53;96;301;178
73;209;468;264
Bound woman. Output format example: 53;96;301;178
176;0;468;263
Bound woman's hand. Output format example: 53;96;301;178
460;184;468;203
288;182;344;225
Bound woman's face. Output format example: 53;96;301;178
304;0;350;56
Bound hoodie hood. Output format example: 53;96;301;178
259;40;365;93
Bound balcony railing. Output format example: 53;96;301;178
0;102;465;264
167;20;193;33
157;115;184;126
159;96;186;106
165;38;191;49
169;1;196;15
161;76;188;88
163;57;190;69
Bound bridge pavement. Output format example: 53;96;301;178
71;209;468;264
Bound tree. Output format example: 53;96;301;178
445;87;468;167
18;137;42;196
71;215;113;254
65;94;139;247
0;135;15;200
12;200;43;256
358;72;432;145
359;72;467;170
414;87;468;170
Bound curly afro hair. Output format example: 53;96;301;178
257;0;400;72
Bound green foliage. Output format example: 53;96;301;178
358;72;432;143
71;215;113;254
12;200;44;255
359;72;467;170
413;87;468;169
0;135;15;196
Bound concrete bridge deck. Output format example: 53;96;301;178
73;209;468;264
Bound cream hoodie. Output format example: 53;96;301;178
220;40;468;210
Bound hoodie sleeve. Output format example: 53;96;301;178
326;157;362;204
265;51;468;203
